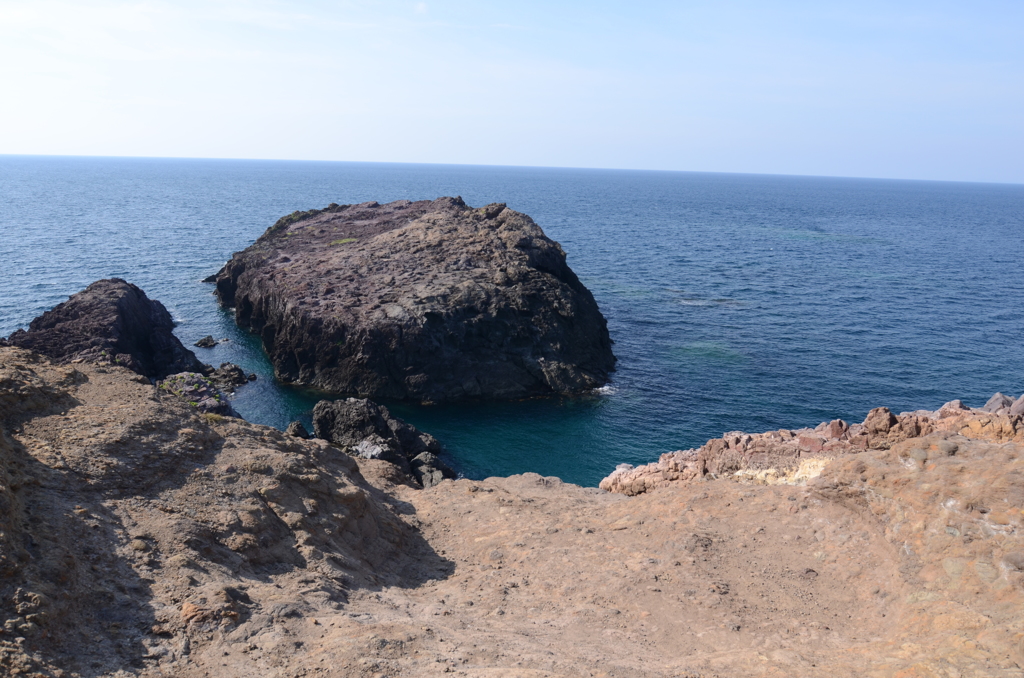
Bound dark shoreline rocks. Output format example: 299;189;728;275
285;421;311;438
211;197;615;403
313;398;455;488
4;278;206;379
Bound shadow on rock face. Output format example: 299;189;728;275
0;409;159;677
0;347;454;675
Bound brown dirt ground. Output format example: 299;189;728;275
1;347;1022;677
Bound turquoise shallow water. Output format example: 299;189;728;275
2;156;1023;485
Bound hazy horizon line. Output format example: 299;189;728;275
3;152;1022;188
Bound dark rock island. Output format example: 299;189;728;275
212;197;615;402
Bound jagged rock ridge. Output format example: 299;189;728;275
600;396;1024;495
212;197;616;402
313;397;456;488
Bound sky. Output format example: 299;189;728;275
1;0;1022;183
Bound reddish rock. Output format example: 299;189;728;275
863;407;898;434
827;418;849;439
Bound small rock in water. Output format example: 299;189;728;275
285;421;310;439
194;335;217;348
209;362;250;389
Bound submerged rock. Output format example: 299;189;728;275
211;197;615;402
5;278;206;379
312;398;455;487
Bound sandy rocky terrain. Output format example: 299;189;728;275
1;345;1023;677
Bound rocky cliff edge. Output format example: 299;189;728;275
2;346;1023;676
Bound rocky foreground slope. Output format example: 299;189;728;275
211;197;616;402
1;345;1023;677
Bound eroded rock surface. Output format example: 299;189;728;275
601;399;1024;496
2;346;1022;676
158;372;238;417
0;347;444;677
211;197;615;402
4;278;206;379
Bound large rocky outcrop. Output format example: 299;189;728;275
4;278;206;379
211;197;615;402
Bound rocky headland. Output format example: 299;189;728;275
4;279;206;379
210;197;616;402
1;279;256;417
1;282;1023;676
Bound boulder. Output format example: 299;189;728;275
211;198;615;402
937;399;971;419
410;452;457;489
983;392;1015;413
285;421;310;439
194;335;217;348
352;436;412;475
863;407;898;434
1012;395;1024;418
5;278;206;380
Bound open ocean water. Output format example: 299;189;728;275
2;156;1023;486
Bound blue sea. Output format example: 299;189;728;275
2;156;1023;486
